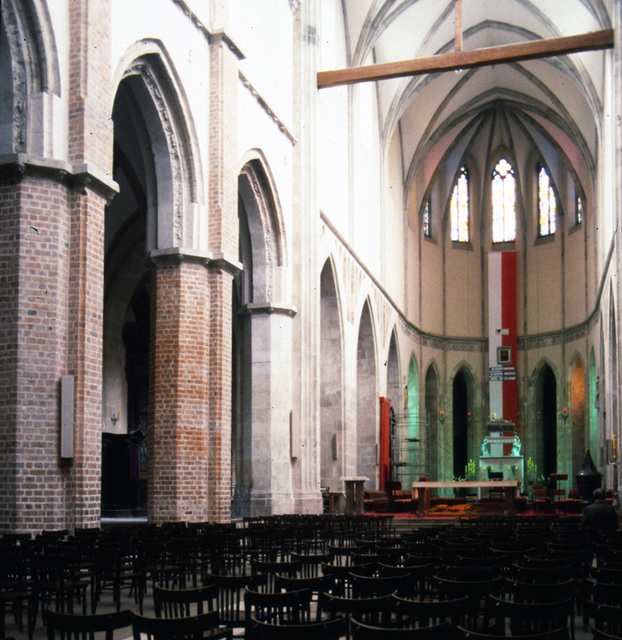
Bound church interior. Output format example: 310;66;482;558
0;0;621;531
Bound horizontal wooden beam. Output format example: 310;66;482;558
317;29;614;89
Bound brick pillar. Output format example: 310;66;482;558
65;0;113;528
66;182;108;528
148;252;210;523
205;31;242;522
0;173;71;532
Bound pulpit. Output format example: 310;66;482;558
341;476;368;514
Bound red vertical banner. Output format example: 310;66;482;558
488;252;518;428
379;397;391;491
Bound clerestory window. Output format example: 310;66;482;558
492;158;516;243
450;166;469;243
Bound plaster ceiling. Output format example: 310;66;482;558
333;0;612;207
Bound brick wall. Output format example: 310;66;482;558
149;257;210;523
0;175;71;531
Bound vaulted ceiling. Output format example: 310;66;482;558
334;0;612;212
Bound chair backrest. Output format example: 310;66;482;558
454;625;569;640
131;610;231;640
351;618;451;639
393;594;470;627
250;615;346;640
46;607;132;640
487;594;573;635
206;571;267;627
244;588;313;640
153;583;217;617
591;626;622;640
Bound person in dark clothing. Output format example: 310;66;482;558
581;488;619;530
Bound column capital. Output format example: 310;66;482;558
0;155;118;203
208;252;243;276
147;247;212;269
209;29;245;60
240;302;298;318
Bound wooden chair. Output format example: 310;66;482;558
153;583;217;618
94;538;143;614
251;560;301;592
583;600;622;637
392;594;471;628
249;615;345;640
454;625;569;639
244;587;314;639
318;592;392;640
46;607;132;640
486;594;574;640
205;571;267;631
349;571;410;597
0;548;36;640
131;610;232;640
592;628;622;640
350;618;451;639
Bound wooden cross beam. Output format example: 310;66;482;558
317;29;614;89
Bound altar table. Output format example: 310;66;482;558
412;480;522;515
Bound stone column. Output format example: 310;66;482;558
291;0;323;513
244;304;297;515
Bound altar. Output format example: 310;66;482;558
478;420;523;497
412;480;521;515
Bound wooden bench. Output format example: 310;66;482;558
363;490;390;512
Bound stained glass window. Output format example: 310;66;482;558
492;158;516;243
422;200;431;237
576;193;583;225
538;164;557;236
450;166;469;242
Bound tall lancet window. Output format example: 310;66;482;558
538;164;557;236
575;193;583;225
423;200;431;237
492;158;516;243
450;166;470;243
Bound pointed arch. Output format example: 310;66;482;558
357;299;378;486
319;258;345;493
1;0;60;154
404;356;422;486
533;359;558;478
589;347;599;456
452;364;476;480
425;362;441;481
238;152;287;304
569;352;586;480
115;41;203;251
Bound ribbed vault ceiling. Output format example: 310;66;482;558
336;0;612;209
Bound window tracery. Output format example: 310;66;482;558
492;158;516;243
423;200;431;237
450;166;469;243
538;164;557;237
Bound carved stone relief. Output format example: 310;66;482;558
2;0;27;153
124;59;184;247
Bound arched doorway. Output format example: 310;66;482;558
102;78;152;518
535;363;557;478
357;301;377;486
452;369;468;480
425;365;440;480
319;260;344;494
570;356;586;482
